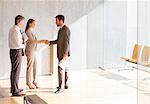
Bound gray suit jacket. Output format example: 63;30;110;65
50;25;71;60
25;29;37;57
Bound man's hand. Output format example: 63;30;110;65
44;40;50;44
40;40;49;44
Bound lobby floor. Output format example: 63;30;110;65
0;69;150;104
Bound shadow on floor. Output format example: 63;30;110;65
26;87;56;94
90;71;131;80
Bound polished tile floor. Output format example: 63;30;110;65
0;69;150;104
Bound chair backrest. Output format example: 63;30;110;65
132;44;142;60
140;46;150;63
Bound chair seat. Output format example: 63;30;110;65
127;59;137;64
121;56;137;64
120;56;130;60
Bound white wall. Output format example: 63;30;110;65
126;0;138;57
102;1;127;68
69;16;87;70
87;5;104;69
138;1;150;46
85;0;138;69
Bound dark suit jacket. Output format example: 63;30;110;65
50;25;71;60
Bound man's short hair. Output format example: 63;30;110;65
15;15;25;25
55;15;65;23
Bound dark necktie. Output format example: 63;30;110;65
20;29;25;56
20;29;24;44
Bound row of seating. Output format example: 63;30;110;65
121;44;150;67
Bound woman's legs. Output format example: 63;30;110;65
33;56;38;87
26;55;36;89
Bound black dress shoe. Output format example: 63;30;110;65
64;85;69;89
11;89;23;93
56;85;69;89
12;91;26;96
12;93;25;96
54;89;64;94
19;89;23;92
56;86;60;89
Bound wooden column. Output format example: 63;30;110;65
50;45;54;75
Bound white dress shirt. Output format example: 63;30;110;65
8;25;25;49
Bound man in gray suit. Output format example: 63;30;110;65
46;15;71;93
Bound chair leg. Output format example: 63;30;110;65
118;66;134;72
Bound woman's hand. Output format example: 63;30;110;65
39;40;49;44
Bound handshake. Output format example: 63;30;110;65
39;40;50;45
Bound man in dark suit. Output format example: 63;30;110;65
46;15;71;93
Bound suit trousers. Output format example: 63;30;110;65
26;53;37;85
10;49;22;94
58;59;69;89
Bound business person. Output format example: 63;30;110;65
8;15;26;96
46;15;71;93
25;19;47;89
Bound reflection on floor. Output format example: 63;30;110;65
0;69;150;104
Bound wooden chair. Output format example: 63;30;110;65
139;46;150;81
118;44;142;71
139;46;150;67
121;44;142;64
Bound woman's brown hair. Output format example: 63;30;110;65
25;19;35;32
